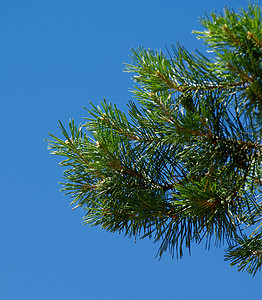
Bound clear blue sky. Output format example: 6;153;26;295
1;1;261;299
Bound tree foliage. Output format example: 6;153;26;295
47;3;262;275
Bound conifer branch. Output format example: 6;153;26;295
48;3;262;276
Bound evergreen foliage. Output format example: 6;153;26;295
47;3;262;276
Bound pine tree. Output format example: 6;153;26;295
47;3;262;276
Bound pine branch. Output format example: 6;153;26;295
47;3;262;275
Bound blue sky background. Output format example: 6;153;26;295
1;0;261;299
